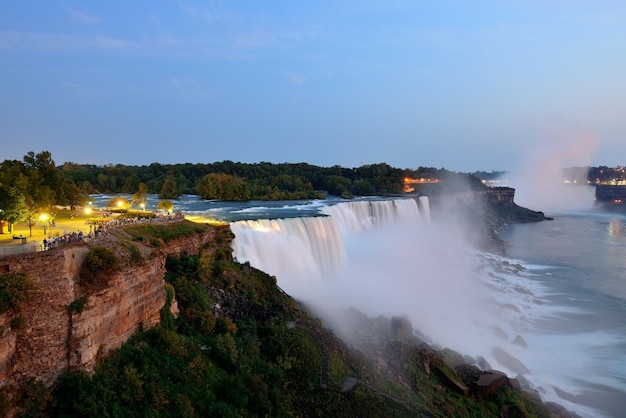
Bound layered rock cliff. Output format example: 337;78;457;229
0;222;219;388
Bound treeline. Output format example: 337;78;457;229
0;151;85;234
2;150;454;206
60;159;419;200
0;150;471;232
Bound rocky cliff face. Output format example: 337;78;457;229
0;225;218;388
426;186;547;253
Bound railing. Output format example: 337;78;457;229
0;242;40;257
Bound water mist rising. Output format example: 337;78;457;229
231;197;612;417
508;126;599;214
232;198;508;364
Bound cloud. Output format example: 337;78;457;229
170;77;210;101
62;3;103;24
64;82;96;99
0;30;133;52
286;72;308;85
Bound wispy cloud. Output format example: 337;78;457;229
286;72;308;85
0;30;133;52
64;82;96;99
179;1;237;23
62;3;103;24
170;77;210;101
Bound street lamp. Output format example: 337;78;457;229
140;202;145;211
39;213;48;235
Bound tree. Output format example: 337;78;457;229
197;173;250;201
157;200;174;213
107;196;130;212
0;185;28;234
159;179;178;199
132;183;148;210
23;150;61;209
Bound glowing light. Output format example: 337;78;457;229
39;213;49;235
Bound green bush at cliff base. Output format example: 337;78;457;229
0;272;36;313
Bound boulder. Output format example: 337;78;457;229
390;316;413;340
474;370;509;399
492;346;530;375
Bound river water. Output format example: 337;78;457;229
499;208;626;418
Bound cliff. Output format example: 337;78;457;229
0;221;219;388
426;186;549;253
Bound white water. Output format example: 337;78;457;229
231;196;619;418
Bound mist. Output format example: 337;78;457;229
507;126;599;214
232;199;514;371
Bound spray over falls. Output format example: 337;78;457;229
232;198;513;359
231;196;596;416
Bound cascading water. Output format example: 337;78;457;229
230;196;598;417
231;197;497;348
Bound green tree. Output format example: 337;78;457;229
107;196;130;212
159;179;178;199
157;200;174;213
197;173;250;201
132;183;148;210
0;185;28;234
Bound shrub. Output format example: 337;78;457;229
79;246;120;286
10;316;27;330
0;273;36;313
160;284;176;330
125;243;143;263
16;380;54;418
67;296;87;315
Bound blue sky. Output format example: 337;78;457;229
1;1;624;172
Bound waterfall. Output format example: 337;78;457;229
230;195;608;417
230;216;346;282
231;198;429;279
231;195;498;359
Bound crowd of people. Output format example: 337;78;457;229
40;212;186;251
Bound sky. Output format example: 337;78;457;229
1;1;625;172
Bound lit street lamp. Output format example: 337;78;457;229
39;213;48;235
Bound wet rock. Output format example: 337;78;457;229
454;363;481;387
341;376;358;392
508;378;521;390
474;370;509;399
439;347;465;368
492;346;530;375
476;355;492;370
511;335;527;347
390;316;413;340
489;325;509;340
